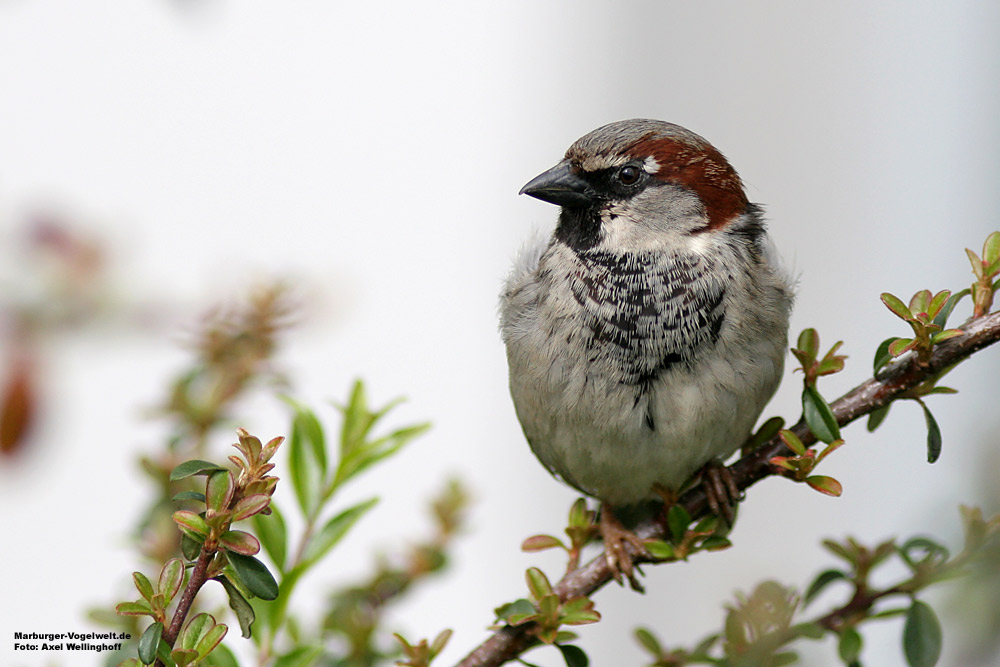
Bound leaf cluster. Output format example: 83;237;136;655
636;506;1000;667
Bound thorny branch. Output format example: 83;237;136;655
456;309;1000;667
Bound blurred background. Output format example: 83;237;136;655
1;1;999;665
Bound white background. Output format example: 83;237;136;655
1;2;999;666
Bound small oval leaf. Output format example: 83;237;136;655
802;386;841;444
873;337;898;375
556;643;589;667
806;475;843;497
881;292;913;320
138;622;163;665
158;558;185;604
526;567;553;601
170;460;228;481
132;572;154;602
867;404;891;432
218;576;255;639
920;403;943;463
219;530;261;556
804;569;847;606
206;471;235;513
838;627;863;662
521;534;566;552
227;553;279;600
231;494;271;522
903;600;942;667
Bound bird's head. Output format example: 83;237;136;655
520;119;751;252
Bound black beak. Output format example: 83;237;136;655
519;161;594;207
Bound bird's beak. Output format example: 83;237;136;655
519;161;594;207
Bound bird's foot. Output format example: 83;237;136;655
599;504;649;592
698;459;741;527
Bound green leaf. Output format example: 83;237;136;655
932;289;969;329
138;622;163;665
772;652;799;666
797;328;820;360
838;627;863;662
132;571;154;602
644;539;676;560
170;460;228;481
903;600;942;667
634;627;662;656
156;633;177;666
339;379;375;456
984;231;1000;266
115;600;154;617
926;290;951;319
227;553;279;600
802;385;841;443
172;491;207;504
873;337;898;375
273;647;323;667
909;289;931;317
556;643;589;667
888;337;917;357
177;613;212;652
172;511;210;539
701;536;732;551
205;470;235;513
288;405;326;518
494;598;535;623
219;530;261;556
667;504;691;542
218;576;255;639
172;647;198;667
231;494;271;522
899;537;950;569
568;497;590;527
560;597;601;625
881;292;913;320
930;329;963;345
195;623;228;659
746;416;784;451
804;569;847;606
867;404;891;432
526;567;553;601
779;429;807;456
298;497;378;569
522;534;566;552
334;422;430;490
158;558;185;605
919;402;943;463
253;503;287;572
966;247;985;280
806;475;843;497
202;642;239;667
431;628;453;656
181;533;202;561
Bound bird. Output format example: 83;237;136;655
500;119;794;588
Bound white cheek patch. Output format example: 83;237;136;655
684;233;716;256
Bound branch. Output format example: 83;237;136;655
456;309;1000;667
162;548;214;648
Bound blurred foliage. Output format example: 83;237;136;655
0;215;109;455
636;507;1000;667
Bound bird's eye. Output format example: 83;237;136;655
617;165;641;186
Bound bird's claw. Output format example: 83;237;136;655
599;505;648;592
699;460;741;526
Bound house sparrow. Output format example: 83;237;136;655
500;119;793;587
